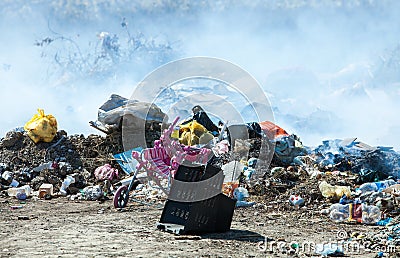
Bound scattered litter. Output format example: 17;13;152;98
315;243;345;257
94;164;119;181
7;185;32;199
38;183;54;198
83;185;103;201
322;203;381;224
1;96;400;256
234;187;255;207
319;181;351;200
10;205;23;210
357;179;397;194
59;175;75;196
289;195;305;207
212;140;229;156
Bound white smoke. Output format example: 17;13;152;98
1;1;400;150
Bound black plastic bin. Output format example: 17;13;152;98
157;164;236;235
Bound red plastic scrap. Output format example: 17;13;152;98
259;121;289;139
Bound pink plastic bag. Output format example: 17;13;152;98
94;164;119;181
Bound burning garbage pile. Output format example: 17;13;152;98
1;94;400;254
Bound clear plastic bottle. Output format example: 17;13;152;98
1;171;12;183
361;203;381;224
375;179;396;191
329;203;350;223
7;185;31;199
60;175;75;196
358;182;378;194
327;203;381;224
358;179;396;194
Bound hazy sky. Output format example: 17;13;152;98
1;1;400;149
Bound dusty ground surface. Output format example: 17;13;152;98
1;131;399;257
0;195;393;258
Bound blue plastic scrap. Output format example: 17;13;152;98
113;147;143;175
315;243;345;257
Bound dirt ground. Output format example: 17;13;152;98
0;195;392;258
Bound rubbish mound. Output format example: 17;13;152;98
0;129;125;193
1;95;400;254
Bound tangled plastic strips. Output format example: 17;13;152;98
122;57;275;202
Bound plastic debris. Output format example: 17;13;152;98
94;164;119;181
233;187;255;207
323;203;381;224
60;175;75;196
212;140;229;156
24;109;58;143
315;243;344;257
319;181;351;200
357;179;397;194
83;185;103;201
7;185;32;200
289;195;305;207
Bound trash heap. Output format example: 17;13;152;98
1;98;165;201
1;94;400;254
0;128;125;199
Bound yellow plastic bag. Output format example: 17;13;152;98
319;181;351;200
24;109;58;143
178;121;208;146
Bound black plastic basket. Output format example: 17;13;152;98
158;164;236;234
158;193;236;234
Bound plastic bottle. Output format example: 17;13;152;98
7;185;32;200
358;179;396;194
361;203;381;224
326;203;381;224
328;203;350;223
60;175;75;196
2;171;12;183
357;182;378;194
375;179;396;191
